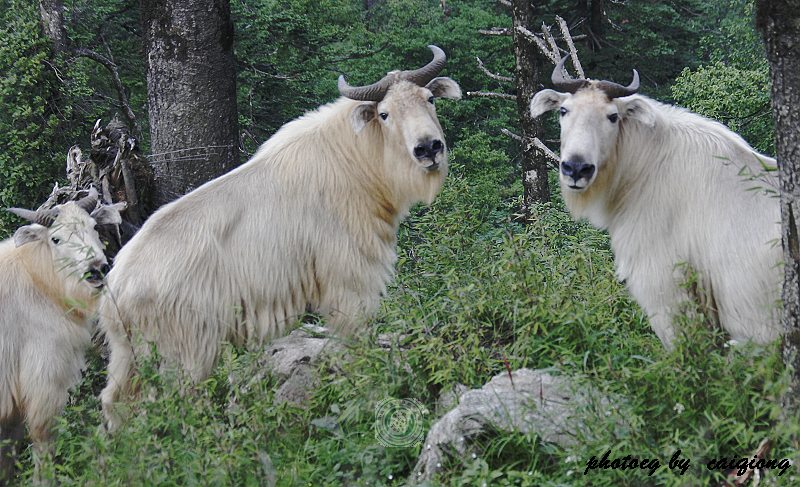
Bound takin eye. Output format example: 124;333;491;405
428;96;435;105
379;112;389;120
559;107;568;116
607;113;619;123
51;236;61;245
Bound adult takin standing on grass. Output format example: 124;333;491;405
0;189;123;481
530;56;781;348
98;45;462;431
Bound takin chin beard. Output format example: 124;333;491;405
420;163;447;204
561;176;594;192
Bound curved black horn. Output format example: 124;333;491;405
595;70;640;99
337;45;448;102
551;55;590;93
75;187;99;213
400;45;447;86
337;74;395;102
7;207;59;227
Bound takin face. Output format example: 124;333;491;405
339;45;461;202
530;55;652;193
7;189;123;290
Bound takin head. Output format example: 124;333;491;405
7;188;125;290
338;45;462;202
530;55;655;193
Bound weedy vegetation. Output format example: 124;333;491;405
2;0;797;485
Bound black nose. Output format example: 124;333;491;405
560;160;595;181
413;139;444;160
87;263;110;280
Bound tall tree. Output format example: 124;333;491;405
141;0;239;206
38;0;67;55
756;0;800;416
576;0;604;52
511;0;550;210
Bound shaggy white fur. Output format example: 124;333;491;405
531;85;781;347
98;78;461;430
0;201;119;479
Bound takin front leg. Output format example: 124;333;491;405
624;264;690;349
24;382;71;483
321;287;381;338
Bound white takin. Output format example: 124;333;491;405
0;189;122;479
530;56;781;348
98;45;462;430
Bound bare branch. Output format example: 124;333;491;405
476;57;513;83
497;0;511;6
72;47;142;141
557;16;585;78
467;91;517;100
479;27;511;36
541;23;561;61
516;26;559;64
531;137;560;164
501;129;560;167
501;128;523;141
102;123;142;224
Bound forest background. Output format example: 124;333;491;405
0;0;794;485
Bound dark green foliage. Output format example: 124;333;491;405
233;0;515;155
672;62;773;153
0;0;63;236
0;0;146;237
671;0;774;154
234;0;372;152
2;0;796;485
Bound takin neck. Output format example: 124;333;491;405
15;241;98;324
297;98;413;251
562;98;775;236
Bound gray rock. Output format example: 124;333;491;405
252;324;343;405
410;368;627;482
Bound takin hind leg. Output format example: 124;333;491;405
27;419;55;484
0;412;25;483
100;324;136;433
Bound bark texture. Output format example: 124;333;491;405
756;0;800;416
38;0;68;54
141;0;239;206
511;0;550;210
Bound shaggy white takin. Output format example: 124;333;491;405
98;45;461;430
530;56;781;348
0;190;122;479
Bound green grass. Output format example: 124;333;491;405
12;130;800;486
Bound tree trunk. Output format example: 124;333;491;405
511;0;550;212
756;0;800;419
588;0;604;52
38;0;67;54
141;0;239;206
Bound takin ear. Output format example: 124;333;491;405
91;202;127;226
350;102;377;133
530;89;568;118
13;224;47;248
615;96;656;127
425;77;462;100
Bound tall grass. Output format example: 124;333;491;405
13;130;798;486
